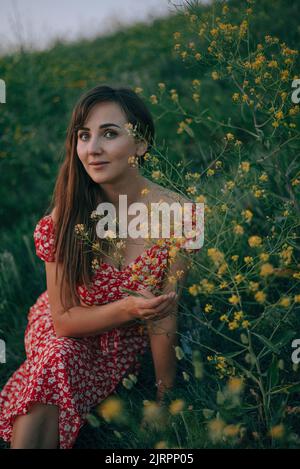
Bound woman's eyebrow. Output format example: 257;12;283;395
77;123;121;131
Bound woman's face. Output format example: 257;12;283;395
76;101;146;185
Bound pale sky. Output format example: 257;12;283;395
0;0;180;55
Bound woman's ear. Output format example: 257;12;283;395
136;138;148;157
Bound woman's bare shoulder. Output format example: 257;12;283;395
147;180;191;206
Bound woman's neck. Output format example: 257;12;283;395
100;175;150;211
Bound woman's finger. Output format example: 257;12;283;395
151;294;178;314
138;293;175;311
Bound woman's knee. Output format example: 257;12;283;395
29;402;59;417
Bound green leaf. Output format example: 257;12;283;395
85;413;100;428
203;408;214;419
252;332;280;354
120;287;143;297
268;355;279;389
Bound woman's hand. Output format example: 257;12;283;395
123;287;178;322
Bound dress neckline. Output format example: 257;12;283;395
98;243;161;273
44;214;170;273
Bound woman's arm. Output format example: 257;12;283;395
45;258;176;338
148;310;179;403
147;248;191;403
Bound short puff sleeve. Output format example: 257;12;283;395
33;215;56;262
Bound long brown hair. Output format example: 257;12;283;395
47;85;155;311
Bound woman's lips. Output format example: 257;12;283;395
90;162;110;168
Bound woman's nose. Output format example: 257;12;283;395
87;135;103;153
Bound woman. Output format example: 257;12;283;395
0;85;199;449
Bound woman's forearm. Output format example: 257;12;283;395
56;298;133;338
148;322;178;402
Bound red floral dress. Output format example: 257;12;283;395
0;210;201;449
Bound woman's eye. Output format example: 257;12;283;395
78;130;117;141
78;132;89;141
104;130;117;138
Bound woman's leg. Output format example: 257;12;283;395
10;402;59;449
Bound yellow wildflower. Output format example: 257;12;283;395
227;377;244;394
279;297;291;308
234;311;244;321
170;90;179;102
229;294;239;305
152;170;163;180
220;314;229;322
249;281;259;292
275;110;284;120
223;425;240;438
211;71;220;80
228;320;239;330
255;291;267;303
260;253;269;261
258;173;269;182
240;161;250;172
225;181;235;190
208;418;226;442
192;79;201;87
268;60;278;68
259;172;268;182
207;248;224;265
187;185;197;195
200;279;215;293
97;396;123;422
169;399;185;415
217;262;228;276
242;320;250;329
154;441;168;449
248;235;262;248
150;95;158;105
244;256;253;265
280;70;289;81
204;304;213;313
269;424;285;439
279;245;293;265
189;284;200;296
233;221;243;233
239;20;248;38
195;195;206;203
234;274;244;284
220;281;228;289
260;263;274;277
